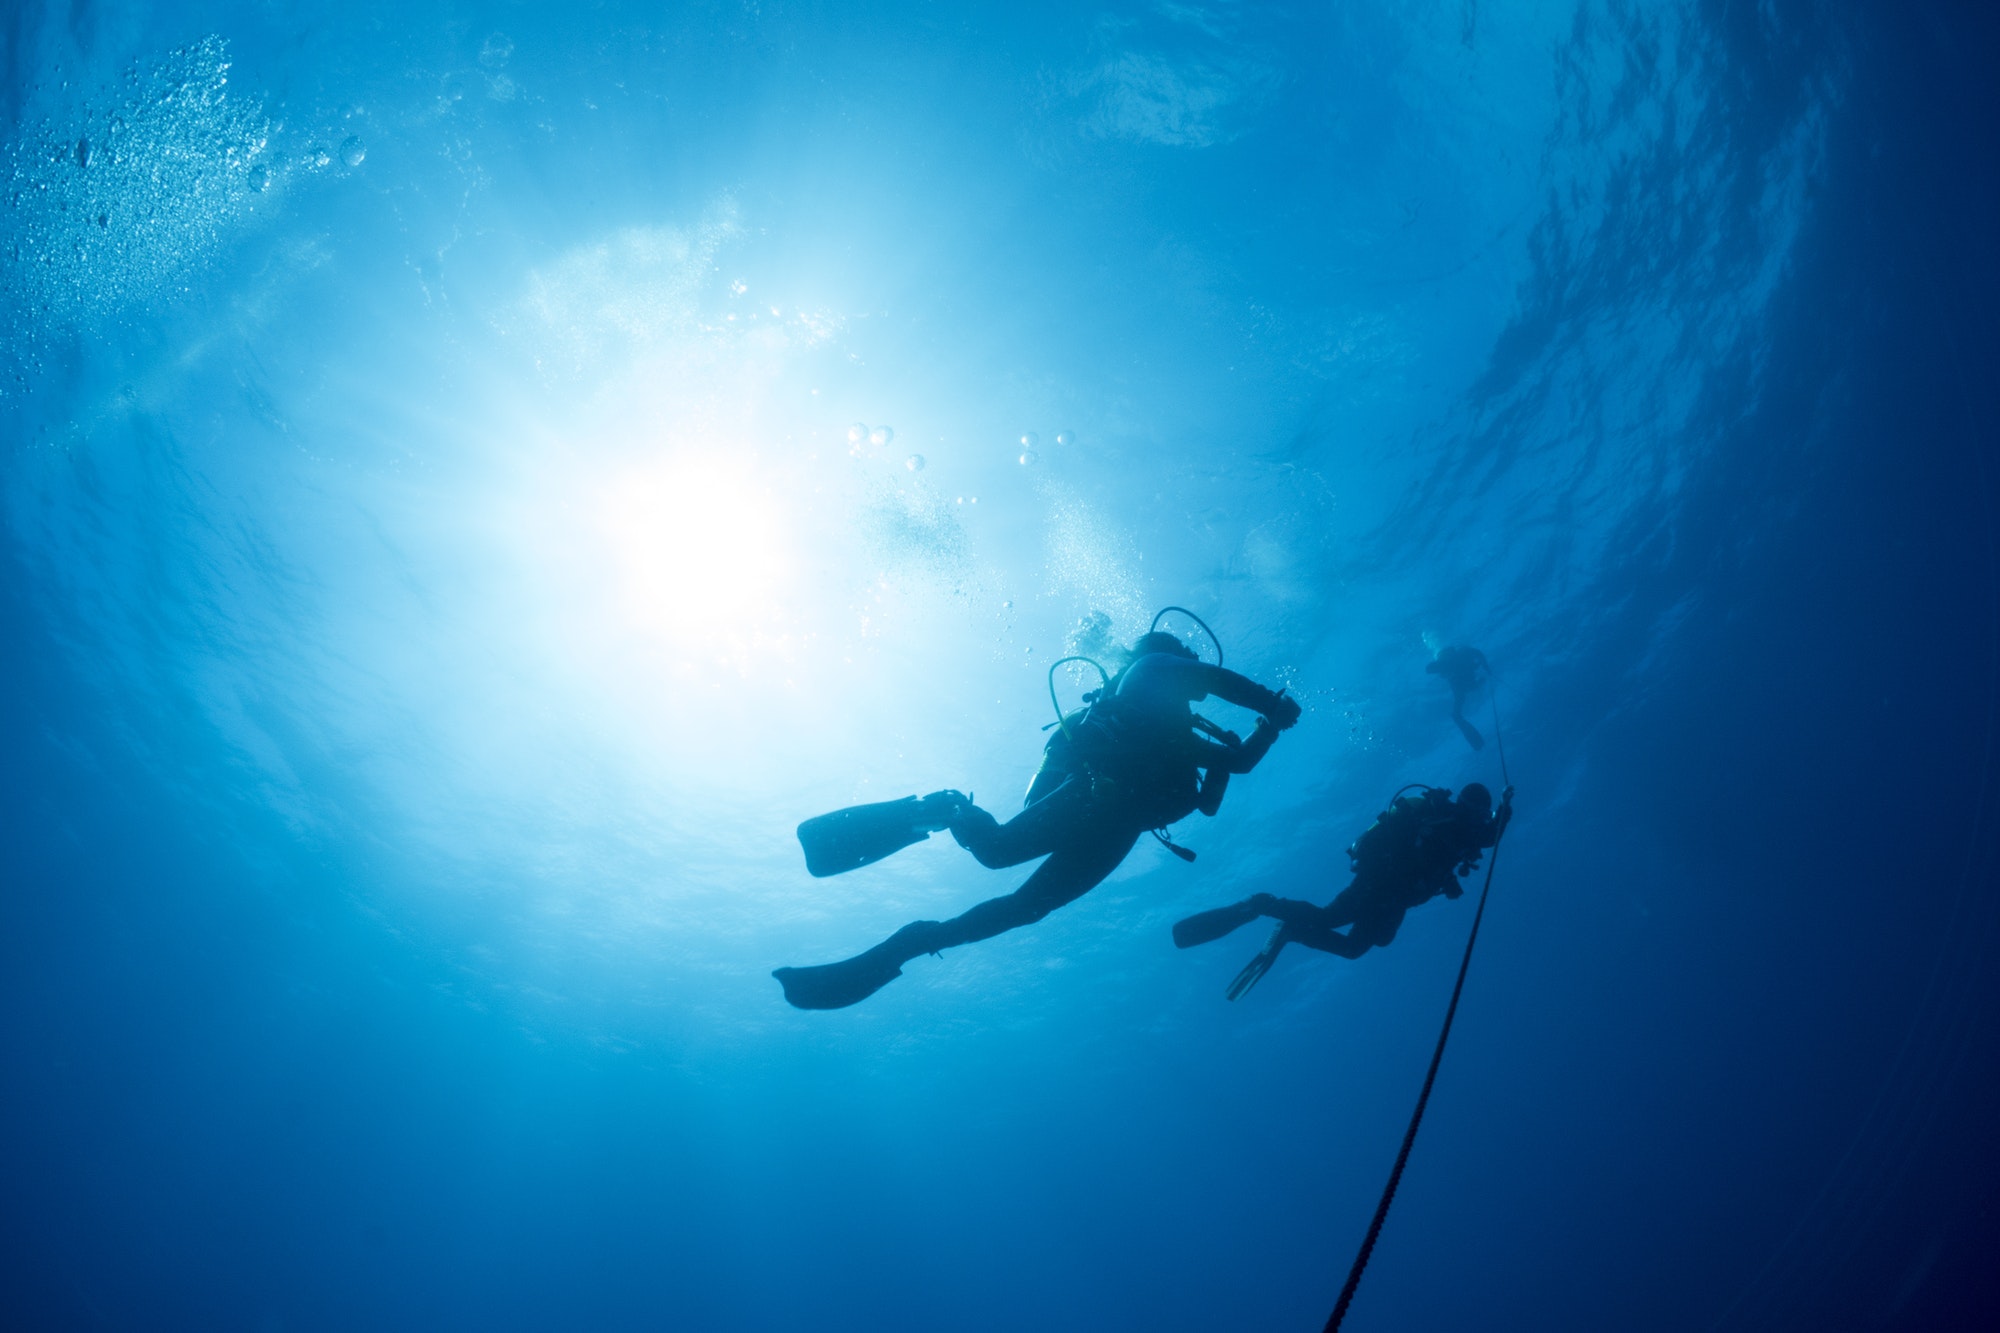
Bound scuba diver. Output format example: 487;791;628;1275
1173;782;1512;999
774;612;1302;1010
1427;643;1492;751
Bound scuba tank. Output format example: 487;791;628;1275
1347;785;1489;887
1038;651;1208;838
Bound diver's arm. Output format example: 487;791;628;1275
1192;717;1280;776
1194;664;1298;725
1126;656;1300;727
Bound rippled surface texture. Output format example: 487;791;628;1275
5;3;1998;1329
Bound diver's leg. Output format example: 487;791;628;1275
1175;869;1389;950
1289;902;1408;961
774;825;1141;1009
930;827;1141;948
1173;893;1329;948
1266;887;1395;960
1355;904;1408;950
1284;923;1372;960
949;777;1090;870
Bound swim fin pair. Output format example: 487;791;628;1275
1171;896;1287;1001
795;791;968;878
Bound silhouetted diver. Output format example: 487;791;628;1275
777;623;1300;1009
1175;782;1511;998
1427;643;1491;751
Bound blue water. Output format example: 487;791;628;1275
5;3;1998;1329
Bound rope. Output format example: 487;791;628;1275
1323;708;1512;1333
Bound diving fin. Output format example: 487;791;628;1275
796;792;965;878
1455;716;1486;751
773;921;943;1010
1225;925;1290;1002
1173;899;1269;949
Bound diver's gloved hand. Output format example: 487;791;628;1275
912;789;971;833
1263;689;1302;731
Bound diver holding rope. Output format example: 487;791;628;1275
773;609;1301;1010
1173;781;1512;999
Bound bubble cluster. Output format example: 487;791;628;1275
861;484;970;582
4;37;275;357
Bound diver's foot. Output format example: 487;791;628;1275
912;789;971;833
773;920;945;1010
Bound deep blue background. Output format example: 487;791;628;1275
5;3;2000;1330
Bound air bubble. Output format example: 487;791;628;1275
308;145;331;169
75;137;91;168
1054;430;1075;446
1018;449;1039;466
870;425;894;446
846;423;869;444
1019;431;1039;449
905;454;925;472
339;135;366;167
247;164;269;191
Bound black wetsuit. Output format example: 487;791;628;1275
774;652;1296;1008
1252;790;1497;959
933;652;1287;948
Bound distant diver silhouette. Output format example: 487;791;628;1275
775;609;1301;1009
1174;782;1512;998
1426;643;1491;751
